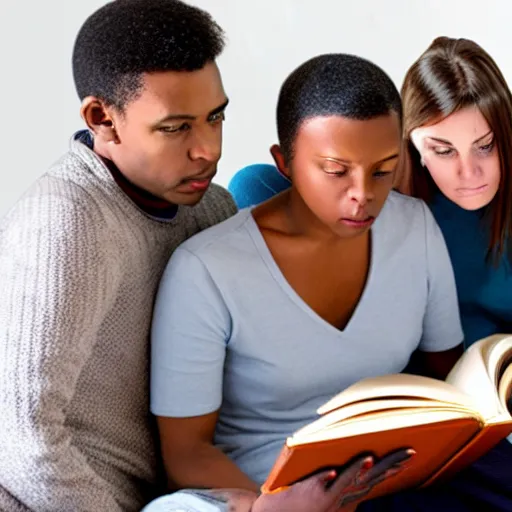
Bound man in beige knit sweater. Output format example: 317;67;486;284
0;1;237;510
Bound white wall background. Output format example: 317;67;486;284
0;0;510;216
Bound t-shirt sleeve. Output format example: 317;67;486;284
150;246;231;417
419;203;464;352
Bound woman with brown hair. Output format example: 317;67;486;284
386;35;512;511
397;36;512;349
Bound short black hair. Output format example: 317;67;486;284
72;0;225;110
277;53;402;162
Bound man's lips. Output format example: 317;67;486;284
339;216;375;228
177;172;216;192
185;178;212;191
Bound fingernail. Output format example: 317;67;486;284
355;458;374;484
396;450;416;467
328;470;338;479
361;456;374;470
323;469;339;490
325;470;338;481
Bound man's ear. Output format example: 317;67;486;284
270;144;291;179
80;96;119;144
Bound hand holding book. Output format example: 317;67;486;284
207;450;415;512
250;449;414;512
262;334;512;502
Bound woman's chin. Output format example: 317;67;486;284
448;189;496;211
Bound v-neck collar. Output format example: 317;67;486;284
244;210;379;336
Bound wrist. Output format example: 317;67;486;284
209;489;259;512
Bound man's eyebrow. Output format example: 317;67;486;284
207;99;229;118
155;113;195;124
154;98;229;125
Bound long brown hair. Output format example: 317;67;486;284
396;37;512;262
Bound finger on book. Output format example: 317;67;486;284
326;455;374;494
361;448;416;483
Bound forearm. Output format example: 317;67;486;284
165;443;260;493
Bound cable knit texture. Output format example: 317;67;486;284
0;138;237;511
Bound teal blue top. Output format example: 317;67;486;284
228;164;512;348
429;193;512;347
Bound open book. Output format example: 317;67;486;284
261;334;512;500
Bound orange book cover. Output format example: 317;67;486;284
422;421;512;486
262;417;482;497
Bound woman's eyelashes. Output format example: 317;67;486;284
428;139;495;158
477;140;495;155
430;145;454;157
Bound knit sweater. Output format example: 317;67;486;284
0;137;237;511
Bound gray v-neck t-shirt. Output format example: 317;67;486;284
151;191;463;485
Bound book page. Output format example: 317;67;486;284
447;334;512;420
317;374;477;416
498;363;512;408
483;335;512;385
295;398;473;439
290;408;480;446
